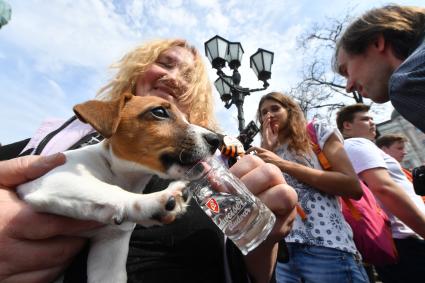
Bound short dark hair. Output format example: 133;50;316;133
336;103;370;133
375;134;408;148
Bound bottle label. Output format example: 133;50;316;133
206;198;220;213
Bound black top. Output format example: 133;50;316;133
62;176;232;283
0;138;30;160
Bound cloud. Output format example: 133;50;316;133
2;1;137;73
0;0;420;145
0;0;140;144
46;79;67;99
156;4;198;28
192;0;218;8
205;8;230;34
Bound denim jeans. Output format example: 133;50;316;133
275;243;370;283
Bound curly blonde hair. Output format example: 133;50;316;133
96;38;218;130
257;92;311;154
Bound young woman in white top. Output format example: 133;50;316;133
249;92;368;283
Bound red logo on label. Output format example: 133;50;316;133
206;198;220;213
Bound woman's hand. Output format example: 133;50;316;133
261;114;279;150
0;154;101;283
247;146;284;169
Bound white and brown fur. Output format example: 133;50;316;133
17;93;220;283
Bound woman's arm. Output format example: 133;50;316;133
251;133;362;199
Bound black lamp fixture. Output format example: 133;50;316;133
226;41;244;70
250;48;274;83
205;35;274;142
204;35;229;70
214;76;233;102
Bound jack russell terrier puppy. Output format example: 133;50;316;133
17;93;220;283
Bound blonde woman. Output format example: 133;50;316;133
0;41;297;283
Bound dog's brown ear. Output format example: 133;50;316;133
73;93;133;138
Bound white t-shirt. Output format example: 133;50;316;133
279;121;358;255
344;137;425;239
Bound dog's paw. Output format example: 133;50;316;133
151;180;190;224
165;180;191;205
127;181;190;227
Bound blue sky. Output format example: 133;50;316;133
0;0;423;145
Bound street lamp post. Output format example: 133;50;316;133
0;0;12;29
204;35;274;147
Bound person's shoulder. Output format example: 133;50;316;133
391;38;425;85
310;119;342;146
344;138;387;171
344;137;373;147
311;119;334;132
399;38;425;68
344;138;379;157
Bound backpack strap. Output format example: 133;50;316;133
68;132;104;150
402;167;413;183
341;197;362;221
296;204;307;221
15;116;103;158
306;120;362;221
306;121;331;170
33;116;78;155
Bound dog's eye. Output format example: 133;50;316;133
150;107;169;119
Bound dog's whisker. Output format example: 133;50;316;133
179;149;185;163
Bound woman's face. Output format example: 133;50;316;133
259;99;289;132
134;46;195;114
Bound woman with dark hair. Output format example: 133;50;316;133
249;92;368;283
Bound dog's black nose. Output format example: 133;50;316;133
203;133;220;153
165;196;176;211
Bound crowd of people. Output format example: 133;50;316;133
336;104;425;283
0;39;298;283
0;3;424;283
